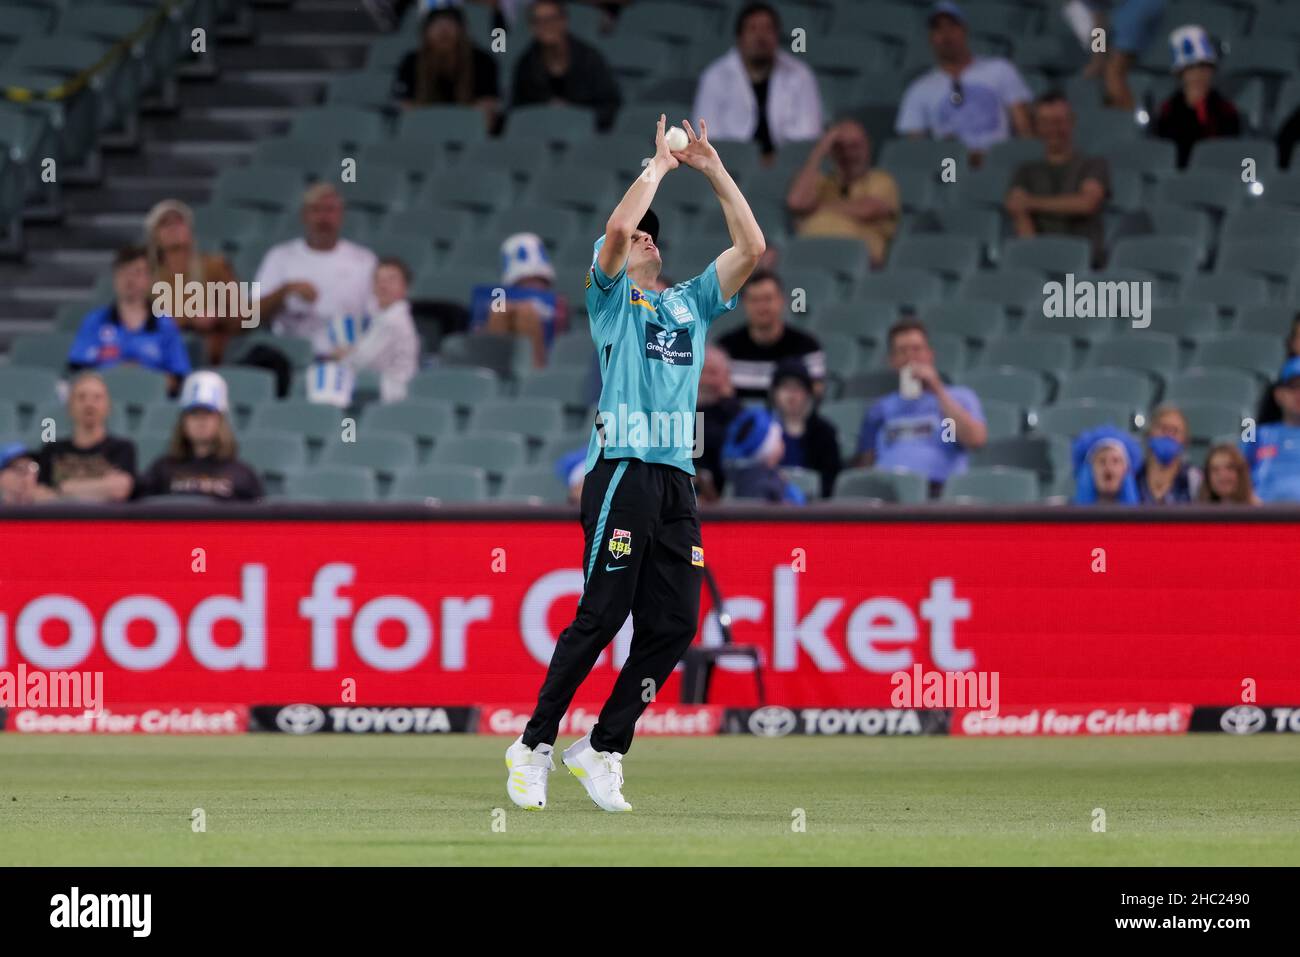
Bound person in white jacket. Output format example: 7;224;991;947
332;257;421;404
691;2;824;156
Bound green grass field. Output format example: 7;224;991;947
1;735;1297;865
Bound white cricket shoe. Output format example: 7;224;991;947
505;736;553;810
562;734;632;813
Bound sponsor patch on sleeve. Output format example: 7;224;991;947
691;546;704;567
585;269;592;289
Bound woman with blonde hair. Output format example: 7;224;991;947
144;199;241;364
134;372;263;501
1199;444;1259;504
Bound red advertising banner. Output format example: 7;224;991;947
1;517;1297;708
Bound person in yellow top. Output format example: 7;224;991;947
785;119;901;268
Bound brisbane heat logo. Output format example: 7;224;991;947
645;322;693;365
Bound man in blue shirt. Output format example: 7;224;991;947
854;318;987;495
509;116;765;813
1243;357;1300;502
68;245;191;394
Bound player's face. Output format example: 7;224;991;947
627;230;660;274
183;409;222;446
113;257;151;304
888;330;933;370
742;278;784;328
302;193;343;248
1206;451;1240;500
69;378;110;429
737;11;778;67
1092;447;1127;497
1034;102;1073;153
928;16;968;63
373;264;407;310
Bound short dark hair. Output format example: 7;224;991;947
377;256;412;285
1034;90;1071;110
886;317;930;348
113;244;147;269
734;1;779;36
741;268;782;295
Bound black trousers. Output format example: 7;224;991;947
523;456;703;755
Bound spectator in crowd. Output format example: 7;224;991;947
1254;313;1300;425
786;119;900;268
35;372;136;503
853;319;987;496
692;1;823;157
1155;24;1239;168
895;2;1032;162
393;4;500;130
770;356;840;498
254;183;379;357
1078;0;1168;109
722;406;806;504
695;344;743;502
469;232;568;368
1242;357;1300;503
1136;404;1202;504
510;0;621;132
717;270;825;400
1199;443;1259;504
1005;92;1110;267
330;257;421;403
0;443;46;506
1071;425;1143;505
69;245;191;395
135;372;263;502
144;199;242;366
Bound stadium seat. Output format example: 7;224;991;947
958;367;1049;409
504;104;596;145
285;465;379;503
96;365;168;418
1083;334;1179;380
971;435;1056;484
978;335;1072;380
940;466;1038;504
1222;206;1300;245
1188;137;1278;176
0;365;60;417
1109;236;1199;293
326;70;393;111
833;467;927;504
957;268;1044;317
439;334;529;381
887;235;981;284
783;466;823;501
841;370;900;401
1032;399;1133;438
10;333;75;370
856;269;943;308
1174;401;1247;444
1147;302;1220;342
239;430;309;480
807;301;898;345
319;431;419;481
1156;171;1246;214
925;207;1002;261
917;301;1006;346
1057;367;1157;409
1000;236;1091;276
225;334;313;370
1234;305;1297;336
879;138;968;179
1190;335;1283;379
784;237;870;286
468;399;564;442
1216;240;1300;293
248;401;343;449
390;465;489;503
408;367;500;409
980;398;1022;440
213;166;308;217
945;168;1010;210
1102;139;1179;181
1180;273;1270;314
517;368;592;411
820;399;867;458
415;167;514;216
396;106;488;153
498;465;568;504
430;431;527;478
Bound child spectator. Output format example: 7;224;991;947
331;258;421;403
1199;443;1259;504
1155;24;1240;168
770;357;840;498
722;406;806;504
469;232;568;368
1071;426;1143;505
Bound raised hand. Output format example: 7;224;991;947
672;119;722;176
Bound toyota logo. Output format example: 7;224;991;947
276;704;326;735
748;706;797;737
1220;705;1266;735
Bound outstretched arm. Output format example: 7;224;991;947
674;119;765;300
598;114;677;279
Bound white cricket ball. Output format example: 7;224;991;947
665;126;688;151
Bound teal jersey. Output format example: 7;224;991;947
584;240;738;475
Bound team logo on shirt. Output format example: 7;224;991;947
608;528;632;560
645;322;693;365
629;286;657;313
691;546;704;567
584;269;592;289
661;294;694;324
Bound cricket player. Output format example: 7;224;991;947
506;116;765;812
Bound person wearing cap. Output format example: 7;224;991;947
506;113;765;814
1155;24;1240;168
853;318;987;496
691;1;825;156
34;371;136;503
134;371;264;502
68;245;192;396
896;2;1033;161
254;183;379;356
1241;357;1300;503
330;257;421;403
722;406;807;504
144;198;242;365
510;0;621;132
717;269;826;401
393;3;500;130
770;356;841;498
1072;425;1143;505
468;231;568;368
0;444;50;505
1136;404;1201;504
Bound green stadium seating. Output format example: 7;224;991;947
887;235;981;284
1057;367;1157;409
468;399;564;442
505;104;597;145
917;301;1006;346
1083;333;1179;380
981;398;1022;440
1174;401;1248;444
1033;399;1133;438
979;334;1072;379
1234;305;1297;336
213;165;308;216
1180;273;1270;314
1148;302;1220;342
498;464;568;504
518;369;592;410
430;431;527;477
0;366;60;416
1156;171;1246;214
856;269;943;307
390;464;490;502
1000;236;1091;276
285;465;379;502
239;430;309;479
941;466;1038;504
408;367;500;409
958;367;1049;408
833;467;927;504
249;401;344;448
957;268;1044;316
1191;335;1283;379
319;431;419;479
396;106;488;153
